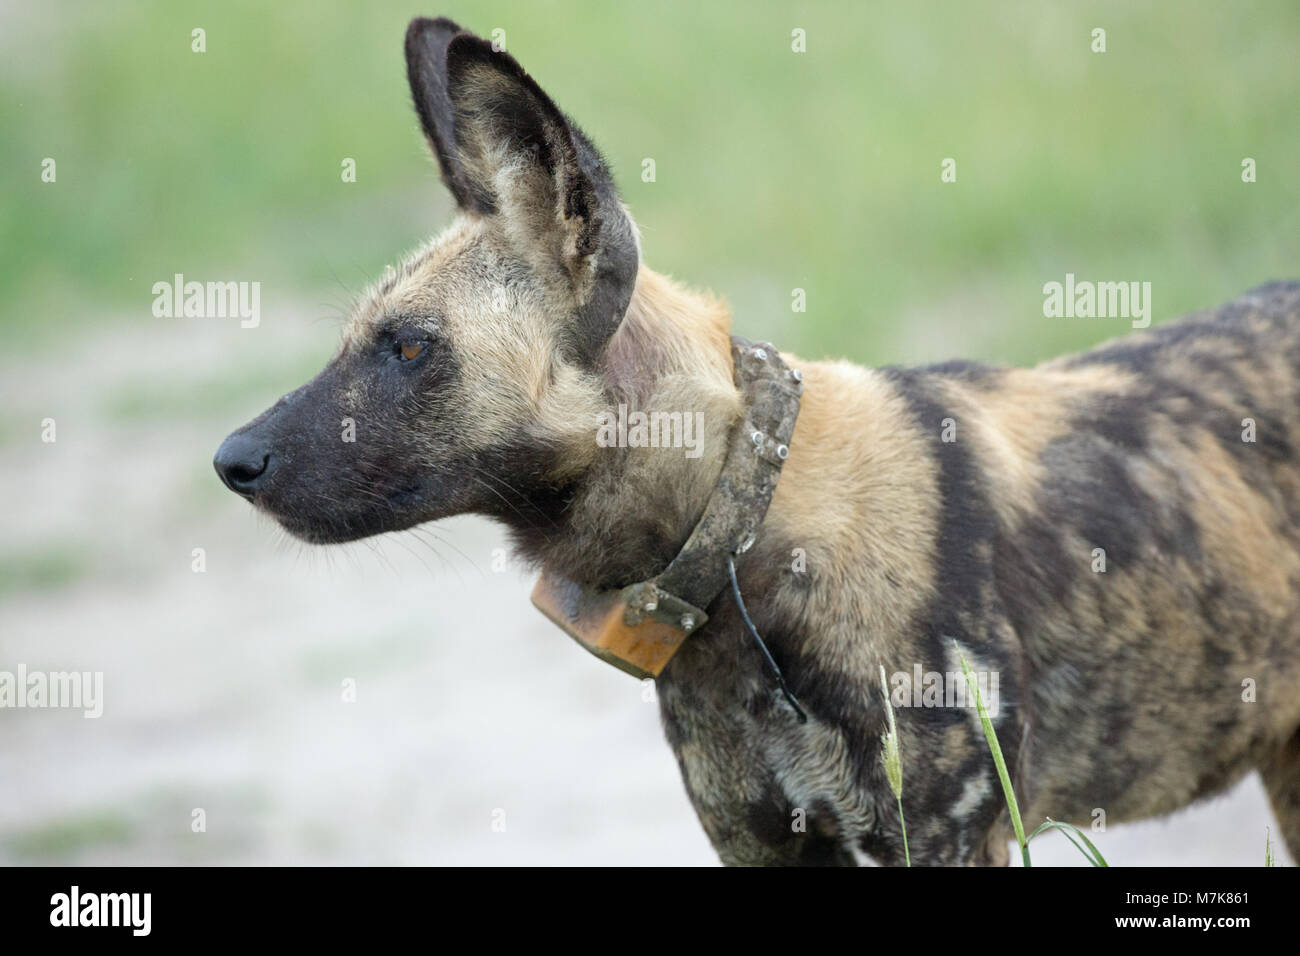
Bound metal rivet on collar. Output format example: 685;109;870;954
776;444;789;460
790;369;803;383
753;347;768;361
751;430;764;446
680;613;697;632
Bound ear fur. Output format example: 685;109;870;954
444;34;601;280
404;18;640;365
404;17;486;212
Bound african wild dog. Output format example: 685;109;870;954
214;17;1300;866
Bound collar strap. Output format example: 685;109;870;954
530;337;803;679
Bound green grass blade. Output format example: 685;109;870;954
1029;819;1109;867
955;643;1029;866
897;796;910;867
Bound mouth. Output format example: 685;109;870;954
261;482;430;545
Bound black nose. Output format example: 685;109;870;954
214;433;273;500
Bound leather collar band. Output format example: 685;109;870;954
530;337;803;679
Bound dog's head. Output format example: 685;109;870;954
214;17;639;543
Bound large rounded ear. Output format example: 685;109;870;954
404;18;639;365
404;17;488;212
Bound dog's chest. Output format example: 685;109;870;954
654;633;884;865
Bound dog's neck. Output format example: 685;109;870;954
504;267;744;588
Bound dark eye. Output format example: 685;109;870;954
379;323;434;365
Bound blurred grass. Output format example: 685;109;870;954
1;788;270;863
0;548;89;597
2;0;1298;370
101;348;328;425
2;809;133;859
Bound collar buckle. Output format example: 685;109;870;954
530;576;708;680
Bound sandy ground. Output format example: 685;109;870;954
0;311;1291;867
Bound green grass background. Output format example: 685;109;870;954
3;0;1298;364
